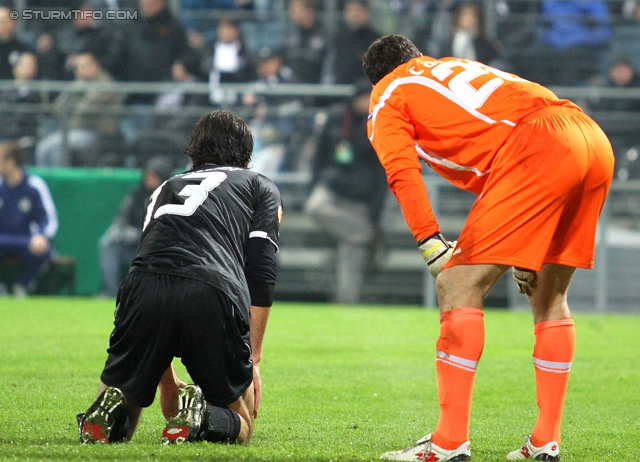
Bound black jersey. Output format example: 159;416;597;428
129;163;282;317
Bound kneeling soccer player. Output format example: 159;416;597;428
77;109;282;446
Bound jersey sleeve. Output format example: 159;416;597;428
249;176;281;253
368;85;439;241
28;175;58;239
244;176;282;307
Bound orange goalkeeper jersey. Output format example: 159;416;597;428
367;56;582;241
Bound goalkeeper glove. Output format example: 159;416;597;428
512;267;536;294
418;233;455;278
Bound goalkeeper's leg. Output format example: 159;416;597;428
525;264;576;449
430;264;508;451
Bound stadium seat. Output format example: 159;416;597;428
0;254;75;296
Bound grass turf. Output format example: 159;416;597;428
0;298;638;461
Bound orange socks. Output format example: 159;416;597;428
530;319;576;447
432;308;485;450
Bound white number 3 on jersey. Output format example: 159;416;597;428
143;171;227;231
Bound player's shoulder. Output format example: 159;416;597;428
175;165;280;193
251;170;281;197
25;174;51;194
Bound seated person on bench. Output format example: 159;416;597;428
0;141;58;297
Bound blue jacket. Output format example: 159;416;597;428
538;0;612;49
0;172;58;247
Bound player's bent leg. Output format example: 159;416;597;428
421;264;505;453
527;264;575;324
436;264;509;311
197;382;254;445
226;380;255;445
511;264;576;459
163;382;254;445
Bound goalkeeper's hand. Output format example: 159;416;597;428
512;267;536;295
418;233;456;278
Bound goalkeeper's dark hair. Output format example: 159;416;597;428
362;35;421;85
186;110;253;168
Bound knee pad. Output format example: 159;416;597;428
200;405;241;444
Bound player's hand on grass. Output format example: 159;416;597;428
418;233;456;277
252;363;262;419
512;267;536;295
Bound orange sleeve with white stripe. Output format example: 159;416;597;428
367;85;439;241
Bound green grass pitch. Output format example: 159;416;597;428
0;298;638;461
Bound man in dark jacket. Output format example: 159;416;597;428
304;79;388;303
331;0;380;84
56;2;122;77
0;7;32;80
117;0;190;103
283;0;328;84
98;156;174;297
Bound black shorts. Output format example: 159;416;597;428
100;271;252;408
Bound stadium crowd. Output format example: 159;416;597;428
0;0;637;171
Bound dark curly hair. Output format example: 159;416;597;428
362;35;421;85
186;110;253;168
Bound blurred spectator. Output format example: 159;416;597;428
283;0;329;84
592;56;640;112
180;0;240;46
0;141;58;297
439;1;504;69
0;53;42;145
98;155;173;297
117;0;189;103
156;52;208;110
589;56;640;153
511;0;612;86
412;0;459;59
153;50;209;139
331;0;380;84
244;47;299;175
244;46;296;106
0;7;32;80
35;34;66;81
622;0;640;21
620;0;636;20
55;3;122;78
34;53;125;166
304;80;388;304
208;18;253;104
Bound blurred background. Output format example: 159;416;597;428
0;0;638;311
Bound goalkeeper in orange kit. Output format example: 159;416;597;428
362;35;614;461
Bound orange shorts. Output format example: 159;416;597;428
446;106;614;271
